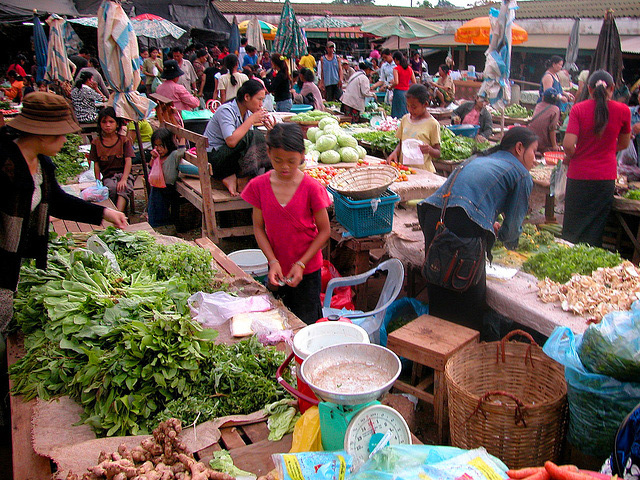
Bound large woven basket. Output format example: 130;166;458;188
328;165;399;200
445;330;568;469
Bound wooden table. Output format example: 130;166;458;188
611;196;640;263
387;314;479;444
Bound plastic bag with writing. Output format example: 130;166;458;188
81;180;109;202
543;327;640;456
273;452;352;480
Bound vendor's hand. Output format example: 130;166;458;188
632;123;640;136
249;109;268;126
493;221;501;235
103;208;128;229
419;143;433;155
116;178;127;193
285;263;304;288
263;113;275;130
474;134;487;144
551;145;563;152
452;116;461;125
386;151;398;164
268;263;285;287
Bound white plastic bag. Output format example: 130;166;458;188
78;169;96;183
263;93;275;112
188;291;273;327
81;180;109;202
402;139;424;165
86;235;121;272
550;163;568;203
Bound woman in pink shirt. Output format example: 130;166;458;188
562;70;631;247
241;123;331;324
155;60;199;118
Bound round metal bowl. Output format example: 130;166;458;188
300;343;401;405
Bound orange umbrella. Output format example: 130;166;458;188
455;16;528;45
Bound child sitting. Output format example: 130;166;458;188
89;107;135;212
147;128;185;228
241;123;331;324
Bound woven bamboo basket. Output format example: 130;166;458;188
328;165;399;200
445;330;568;469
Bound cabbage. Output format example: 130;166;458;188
337;134;358;149
320;150;341;164
323;125;342;136
307;127;320;142
340;147;359;163
318;117;339;130
356;145;367;160
316;134;338;152
304;139;313;151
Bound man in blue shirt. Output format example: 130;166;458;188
243;46;258;68
318;42;343;102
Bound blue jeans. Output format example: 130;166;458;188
276;98;293;112
148;185;177;227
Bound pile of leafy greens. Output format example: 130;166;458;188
10;232;292;437
52;134;87;184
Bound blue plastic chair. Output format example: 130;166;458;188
322;258;405;344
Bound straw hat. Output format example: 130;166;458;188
162;60;184;80
8;92;80;135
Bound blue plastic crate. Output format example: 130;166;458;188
446;124;480;138
329;188;400;238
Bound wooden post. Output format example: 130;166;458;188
134;121;150;199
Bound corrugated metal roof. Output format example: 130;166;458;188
413;33;639;53
430;0;640;21
214;1;453;19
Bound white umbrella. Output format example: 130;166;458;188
246;15;266;52
46;14;73;83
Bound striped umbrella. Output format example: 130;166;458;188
273;0;307;59
45;14;73;83
97;0;155;122
33;15;48;83
131;13;186;40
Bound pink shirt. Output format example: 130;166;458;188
155;80;199;112
242;172;331;275
566;99;631;180
462;108;480;126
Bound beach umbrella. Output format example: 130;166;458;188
589;10;623;86
361;16;442;46
273;0;307;59
454;16;527;45
239;18;276;42
478;1;518;111
245;16;267;51
33;15;48;83
565;17;580;73
98;0;156;192
301;16;355;41
45;14;73;83
229;16;241;55
131;13;186;40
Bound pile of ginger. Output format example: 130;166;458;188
66;418;235;480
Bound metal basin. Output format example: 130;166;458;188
300;343;401;405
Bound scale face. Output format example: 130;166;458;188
343;404;411;466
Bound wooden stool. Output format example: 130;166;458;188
386;314;479;444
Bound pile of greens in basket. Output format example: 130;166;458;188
10;231;292;437
522;244;622;283
52;134;87;184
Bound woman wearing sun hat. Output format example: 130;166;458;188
0;92;128;334
155;59;200;114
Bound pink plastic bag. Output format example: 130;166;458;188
319;260;355;311
148;155;166;188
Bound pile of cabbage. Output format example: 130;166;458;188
305;117;367;164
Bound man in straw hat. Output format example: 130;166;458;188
0;92;127;334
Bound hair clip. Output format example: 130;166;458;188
595;79;608;88
280;56;286;61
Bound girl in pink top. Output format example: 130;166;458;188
241;123;331;324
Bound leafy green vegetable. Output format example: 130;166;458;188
0;100;11;110
502;104;532;119
265;399;299;441
52;134;87;184
522;244;622;283
624;189;640;201
493;223;555;253
578;323;640;382
352;131;399;154
440;126;489;162
209;450;253;477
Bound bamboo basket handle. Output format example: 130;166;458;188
496;329;538;366
468;390;528;428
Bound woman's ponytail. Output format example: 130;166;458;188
588;70;614;136
224;54;239;86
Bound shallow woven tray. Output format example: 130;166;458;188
328;165;399;200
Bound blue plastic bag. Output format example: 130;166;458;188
379;298;429;347
543;327;640;456
81;180;109;203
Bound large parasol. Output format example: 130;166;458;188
240;18;276;43
33;15;48;83
131;14;186;40
273;0;307;59
244;16;267;51
361;16;442;49
589;10;623;86
97;0;156;191
45;14;73;83
478;1;518;110
455;16;527;45
565;18;580;73
229;16;241;55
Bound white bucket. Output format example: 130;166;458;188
227;249;268;277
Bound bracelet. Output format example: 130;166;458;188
294;260;306;270
268;259;280;266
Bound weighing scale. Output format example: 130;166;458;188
300;343;412;467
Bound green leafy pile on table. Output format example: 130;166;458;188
52;134;87;184
439;126;490;162
10;231;293;437
353;130;398;155
491;224;556;268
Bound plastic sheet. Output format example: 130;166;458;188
188;292;272;326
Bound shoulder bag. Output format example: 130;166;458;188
422;160;486;292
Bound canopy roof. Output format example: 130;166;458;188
0;0;78;22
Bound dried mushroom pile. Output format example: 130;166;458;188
66;419;233;480
538;261;640;322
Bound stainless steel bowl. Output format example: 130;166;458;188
300;343;401;405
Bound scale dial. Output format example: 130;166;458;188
344;404;411;466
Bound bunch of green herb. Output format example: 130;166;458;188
0;100;11;110
503;104;531;119
52;134;87;184
439;126;490;162
522;244;622;283
352;131;399;154
624;189;640;201
578;324;640;382
493;223;555;253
